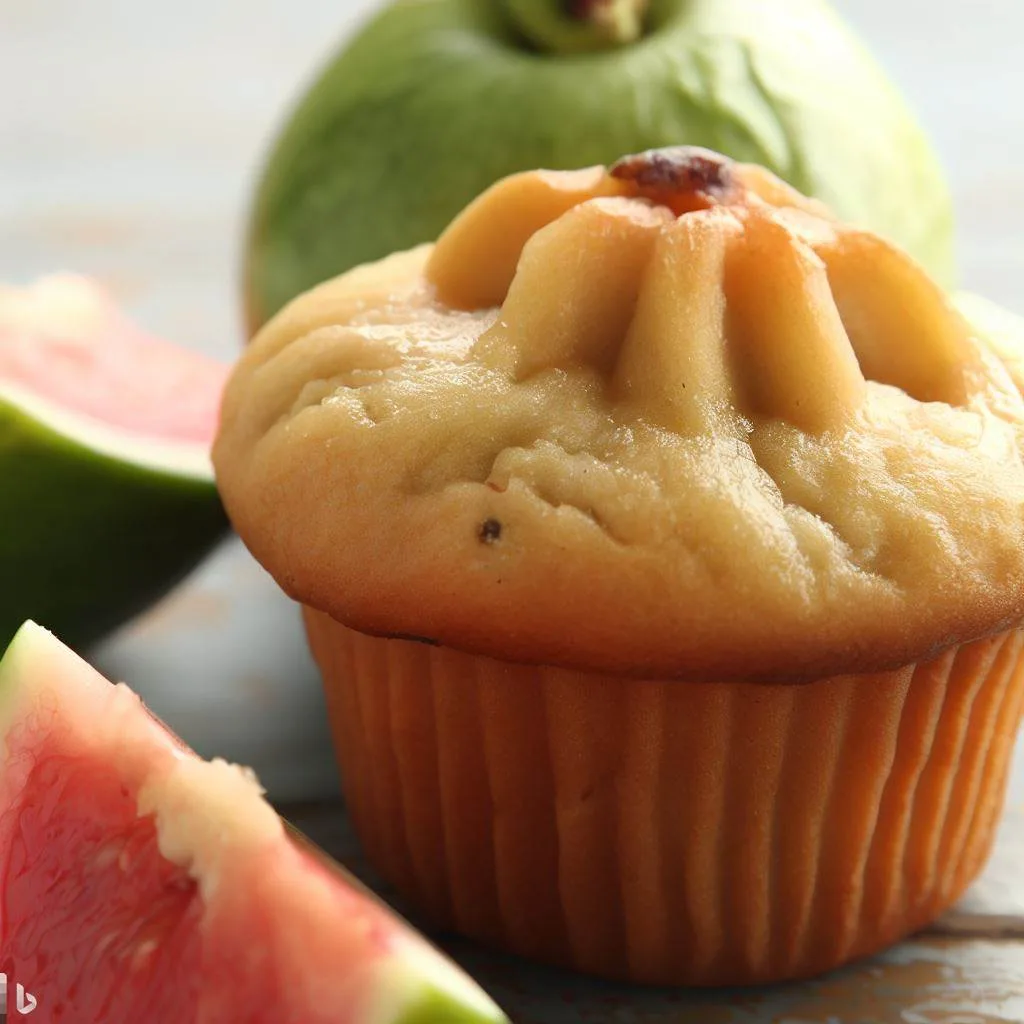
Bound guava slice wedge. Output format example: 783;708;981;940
0;621;508;1024
0;275;230;649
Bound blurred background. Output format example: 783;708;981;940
1;0;1021;803
3;0;1021;353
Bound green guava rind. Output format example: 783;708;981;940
245;0;954;331
0;398;228;651
397;987;506;1024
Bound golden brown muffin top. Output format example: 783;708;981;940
214;148;1024;682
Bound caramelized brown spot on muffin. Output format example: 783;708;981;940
610;147;737;215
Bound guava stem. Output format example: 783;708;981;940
503;0;651;55
569;0;649;42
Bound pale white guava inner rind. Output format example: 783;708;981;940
136;756;283;902
0;381;215;479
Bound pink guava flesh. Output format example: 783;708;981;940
0;277;228;445
1;748;202;1020
0;717;392;1023
0;625;504;1024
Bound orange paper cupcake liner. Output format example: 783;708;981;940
304;607;1024;987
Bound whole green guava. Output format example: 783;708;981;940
244;0;954;333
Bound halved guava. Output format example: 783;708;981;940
0;621;508;1024
0;275;230;649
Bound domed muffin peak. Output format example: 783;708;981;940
215;148;1024;683
428;147;989;435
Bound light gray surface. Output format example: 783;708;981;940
2;0;1023;801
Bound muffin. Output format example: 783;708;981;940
214;147;1024;986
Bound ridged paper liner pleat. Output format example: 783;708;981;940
306;609;1024;986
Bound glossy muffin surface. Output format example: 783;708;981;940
215;148;1024;681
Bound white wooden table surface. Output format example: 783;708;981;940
2;2;1023;1020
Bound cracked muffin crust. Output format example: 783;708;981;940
214;147;1024;682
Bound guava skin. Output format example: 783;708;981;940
245;0;954;333
0;400;229;651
